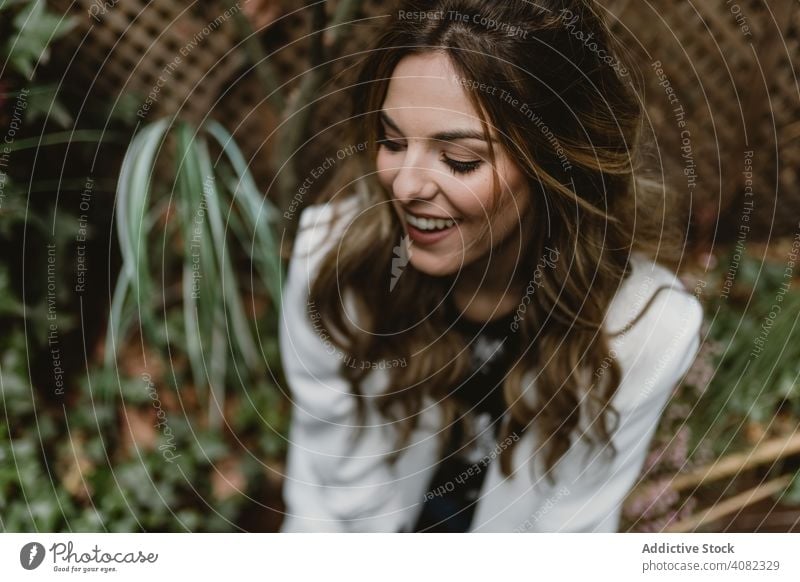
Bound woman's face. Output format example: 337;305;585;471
376;51;530;278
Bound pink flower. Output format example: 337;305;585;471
624;478;679;521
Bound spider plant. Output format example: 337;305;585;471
106;117;284;430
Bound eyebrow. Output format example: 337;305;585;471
380;111;492;143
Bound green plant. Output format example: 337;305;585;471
0;336;272;531
1;0;76;79
106;118;285;430
693;249;800;453
1;0;293;533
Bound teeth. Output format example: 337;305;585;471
405;212;456;231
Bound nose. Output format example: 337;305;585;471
391;149;438;202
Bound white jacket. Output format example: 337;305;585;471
278;198;704;532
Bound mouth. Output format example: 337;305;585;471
402;211;460;244
403;211;459;231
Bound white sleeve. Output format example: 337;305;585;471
278;203;410;532
528;286;703;532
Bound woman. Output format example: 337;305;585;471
278;0;703;532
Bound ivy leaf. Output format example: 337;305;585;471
5;0;76;78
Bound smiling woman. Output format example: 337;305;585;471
375;53;531;290
278;0;703;533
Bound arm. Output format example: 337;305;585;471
529;286;703;532
278;202;412;532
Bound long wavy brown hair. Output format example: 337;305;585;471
296;0;687;480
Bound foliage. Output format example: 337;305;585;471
0;329;283;531
106;118;285;429
690;248;800;452
2;0;76;79
1;0;75;127
0;0;287;532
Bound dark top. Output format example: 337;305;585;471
412;298;521;532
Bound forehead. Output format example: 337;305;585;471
381;51;483;131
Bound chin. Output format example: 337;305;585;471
409;255;460;278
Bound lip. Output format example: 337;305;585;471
404;220;458;245
405;211;454;220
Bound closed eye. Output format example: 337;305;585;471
377;137;404;152
378;130;482;175
443;155;482;175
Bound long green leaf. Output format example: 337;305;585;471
205;121;284;310
106;119;170;368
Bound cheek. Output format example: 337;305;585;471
446;171;497;219
462;163;529;237
494;160;529;214
375;151;397;190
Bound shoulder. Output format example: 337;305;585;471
603;253;704;411
290;194;365;274
279;194;368;410
604;253;703;336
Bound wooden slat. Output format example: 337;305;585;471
670;431;800;492
665;474;792;532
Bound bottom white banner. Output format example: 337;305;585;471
1;533;798;581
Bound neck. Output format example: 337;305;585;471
451;224;528;323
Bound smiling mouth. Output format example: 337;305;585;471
403;211;459;232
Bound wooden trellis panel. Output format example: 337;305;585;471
48;0;799;236
49;0;244;123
